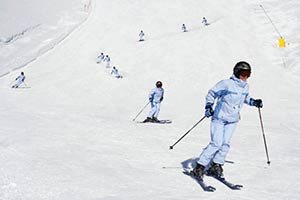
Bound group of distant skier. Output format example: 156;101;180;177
139;17;209;42
97;52;111;67
97;52;123;79
94;16;210;80
181;17;209;33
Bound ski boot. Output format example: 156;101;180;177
192;163;205;178
152;117;160;123
143;117;152;123
208;162;224;178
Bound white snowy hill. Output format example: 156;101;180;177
1;0;300;199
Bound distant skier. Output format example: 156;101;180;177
202;17;209;26
12;72;26;88
103;55;111;68
139;30;145;42
143;81;164;123
97;52;105;63
192;61;263;179
182;24;188;32
111;66;123;78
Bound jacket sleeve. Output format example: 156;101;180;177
244;93;252;105
205;80;227;106
160;89;164;102
148;89;155;102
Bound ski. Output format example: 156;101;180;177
11;86;31;89
208;175;243;190
137;120;172;124
183;170;216;192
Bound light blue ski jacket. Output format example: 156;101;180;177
149;87;164;103
206;75;252;123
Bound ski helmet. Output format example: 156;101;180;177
156;81;162;88
233;61;251;78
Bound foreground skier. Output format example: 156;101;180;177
193;61;263;178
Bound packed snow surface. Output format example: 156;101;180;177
1;0;300;199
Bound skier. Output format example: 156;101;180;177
12;72;26;88
182;24;188;32
202;17;209;26
143;81;164;123
111;66;123;78
97;52;105;63
103;55;111;68
139;30;145;41
192;61;263;178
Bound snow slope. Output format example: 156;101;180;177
1;0;300;199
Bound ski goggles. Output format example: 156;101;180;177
240;70;251;77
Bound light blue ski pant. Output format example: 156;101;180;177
13;79;24;87
148;102;161;118
197;119;237;166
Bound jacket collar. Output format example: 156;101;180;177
230;75;247;88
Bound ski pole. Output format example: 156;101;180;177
169;116;206;150
9;80;16;87
258;107;271;165
132;102;150;121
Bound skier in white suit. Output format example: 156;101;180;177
192;61;263;178
97;52;105;63
103;55;111;67
12;72;26;88
111;66;122;78
143;81;164;123
139;30;145;41
202;17;209;26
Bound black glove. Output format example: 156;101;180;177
250;98;263;108
205;103;214;118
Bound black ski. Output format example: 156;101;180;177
137;120;172;124
208;175;243;190
183;170;216;192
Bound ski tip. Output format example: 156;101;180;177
232;185;243;190
206;186;216;192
